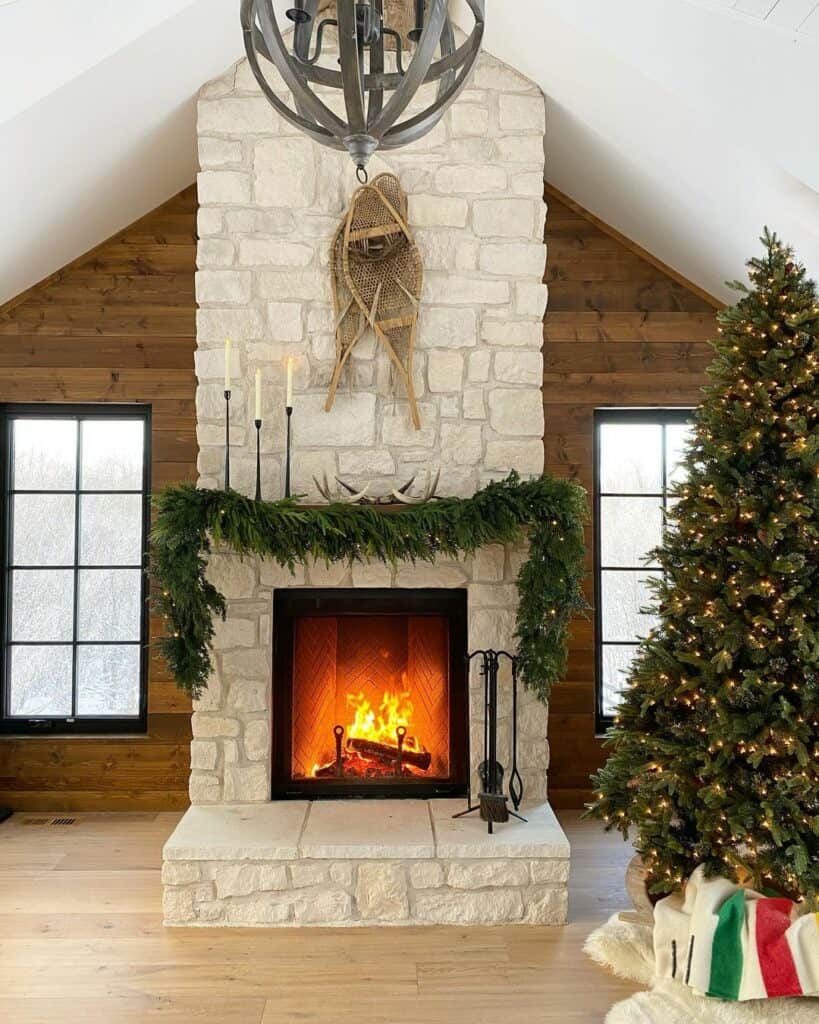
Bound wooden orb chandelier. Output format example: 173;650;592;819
240;1;485;180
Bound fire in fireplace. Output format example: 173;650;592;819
272;590;468;799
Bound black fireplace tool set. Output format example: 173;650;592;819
453;649;527;835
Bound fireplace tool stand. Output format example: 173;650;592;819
453;649;526;834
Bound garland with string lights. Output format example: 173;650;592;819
589;230;819;905
151;472;587;704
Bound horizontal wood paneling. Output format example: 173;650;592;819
0;187;197;811
543;183;720;808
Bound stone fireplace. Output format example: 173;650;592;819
162;43;571;928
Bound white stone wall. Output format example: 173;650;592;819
163;854;569;927
195;50;547;499
192;47;551;808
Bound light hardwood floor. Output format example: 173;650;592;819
0;809;638;1023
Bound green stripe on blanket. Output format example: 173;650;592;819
709;889;745;1000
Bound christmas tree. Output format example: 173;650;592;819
589;231;819;904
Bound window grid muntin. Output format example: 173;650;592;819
595;409;692;731
1;406;150;733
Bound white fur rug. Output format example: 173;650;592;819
584;914;819;1023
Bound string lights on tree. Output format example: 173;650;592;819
589;230;819;905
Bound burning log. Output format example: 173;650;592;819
347;737;432;772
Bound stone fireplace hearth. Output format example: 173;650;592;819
162;43;571;928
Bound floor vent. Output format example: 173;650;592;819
21;816;77;826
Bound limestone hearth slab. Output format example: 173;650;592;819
300;800;434;859
431;800;571;860
164;803;308;862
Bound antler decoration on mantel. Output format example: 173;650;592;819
327;173;423;429
313;468;441;506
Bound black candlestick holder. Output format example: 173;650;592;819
285;405;293;498
224;389;231;490
453;649;527;835
254;419;262;501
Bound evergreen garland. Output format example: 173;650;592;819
588;231;819;905
152;472;587;703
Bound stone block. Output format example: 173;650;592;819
339;450;396;477
484;439;544;476
224;208;294;235
500;93;546;132
290;863;330;889
414;888;523;925
479;243;545;277
427;350;464;393
395;563;467;589
382;404;437;448
223;739;239;765
259;561;306;587
469;608;517;650
196;270;251;305
214;863;288;898
473;199;535;239
198;239;235;267
239;239;313;267
306;559;350;587
244;720;269;762
488;389;545;437
450;103;490;136
192;716;240;738
265;301;304;342
197;171;251;206
163;887;196;923
462;387;486;420
495;351;543;385
407;194;468;228
408;861;445;889
223;763;269;802
474;61;537;93
351;561;393;587
190;740;218;772
356;863;409;921
197;901;226;923
189;773;221;803
467;350;491;382
522;886;569;925
199;97;278;135
195;346;241;382
293;393;376;446
447;860;529;889
440;423;483;466
162;861;201;886
258;269;328;302
435;164;507;193
199;137;243;168
425;276;509;306
330;863;354;887
472;545;506;582
515;282;549;318
494;135;545;164
530;860;571;885
223;650;269;684
255;137;316;206
212;616;255;650
226;899;292;925
511;171;547;198
293;890;352;924
197;208;223;237
197;307;265;344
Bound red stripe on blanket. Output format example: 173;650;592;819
755;898;802;997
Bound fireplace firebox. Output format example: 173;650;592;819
272;589;469;799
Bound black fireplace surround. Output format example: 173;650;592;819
271;589;469;799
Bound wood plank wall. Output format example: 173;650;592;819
0;187;198;811
543;184;721;808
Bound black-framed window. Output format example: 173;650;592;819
594;408;693;730
0;405;150;735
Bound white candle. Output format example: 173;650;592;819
255;369;262;421
286;357;294;408
224;338;232;391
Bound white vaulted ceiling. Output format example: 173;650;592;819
2;0;818;305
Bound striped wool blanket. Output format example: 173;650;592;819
654;866;819;1001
